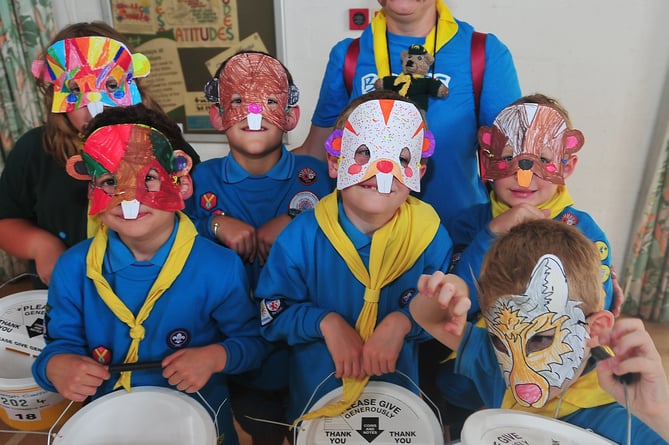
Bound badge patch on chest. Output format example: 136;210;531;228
167;328;191;349
289;191;319;212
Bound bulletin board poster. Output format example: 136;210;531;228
110;0;277;135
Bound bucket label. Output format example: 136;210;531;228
300;390;440;444
0;297;46;354
0;386;63;421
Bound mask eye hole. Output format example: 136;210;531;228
105;77;119;93
399;147;411;168
526;329;556;354
144;168;162;192
489;334;508;355
354;145;371;165
67;80;81;95
93;173;118;197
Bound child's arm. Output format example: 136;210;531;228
256;214;292;266
363;311;412;376
210;214;258;264
162;344;227;393
45;354;110;402
321;312;365;380
595;318;669;441
410;272;471;350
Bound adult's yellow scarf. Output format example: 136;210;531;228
491;185;575;220
502;366;615;418
86;211;196;391
299;191;440;422
371;0;458;79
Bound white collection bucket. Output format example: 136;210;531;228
51;386;217;445
296;381;443;445
0;290;75;431
460;409;616;444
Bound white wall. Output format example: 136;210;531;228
54;0;669;271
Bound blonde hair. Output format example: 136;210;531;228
38;22;162;165
478;219;604;314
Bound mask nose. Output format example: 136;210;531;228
518;158;533;170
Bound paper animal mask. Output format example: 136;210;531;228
204;52;299;132
66;124;191;218
479;103;584;186
484;254;588;408
325;99;434;193
32;37;150;115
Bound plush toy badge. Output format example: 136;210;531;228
66;124;192;219
31;37;150;116
204;52;299;132
325;98;435;193
484;254;588;408
374;44;448;111
479;103;584;186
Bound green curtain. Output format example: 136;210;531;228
0;0;55;164
0;0;55;282
623;134;669;322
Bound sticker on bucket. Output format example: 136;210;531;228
0;290;75;431
52;386;217;445
296;381;443;444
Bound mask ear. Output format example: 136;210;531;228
563;129;585;155
209;104;226;130
173;150;192;176
66;155;91;180
284;105;300;131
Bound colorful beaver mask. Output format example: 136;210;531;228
484;254;588;408
324;99;435;193
204;52;299;132
479;103;584;187
32;36;150;115
66;124;191;218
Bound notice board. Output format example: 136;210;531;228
110;0;278;138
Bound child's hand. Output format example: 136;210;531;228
46;354;110;402
216;215;257;263
162;344;227;393
363;312;411;376
488;203;549;235
256;215;291;266
411;272;471;350
595;318;669;436
321;312;365;380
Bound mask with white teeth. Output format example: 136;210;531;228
325;99;434;193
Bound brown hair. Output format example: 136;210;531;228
38;22;162;165
478;219;604;314
510;93;573;127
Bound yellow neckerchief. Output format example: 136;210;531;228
86;206;103;238
371;0;458;79
491;185;575;220
86;211;196;392
501;361;616;418
298;191;440;423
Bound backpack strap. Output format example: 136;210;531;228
471;31;487;126
344;37;360;96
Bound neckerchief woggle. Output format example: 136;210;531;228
86;211;196;391
371;0;458;79
296;191;439;423
491;185;575;220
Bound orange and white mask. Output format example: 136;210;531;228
205;52;299;132
484;254;588;408
325;99;434;193
479;103;584;187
